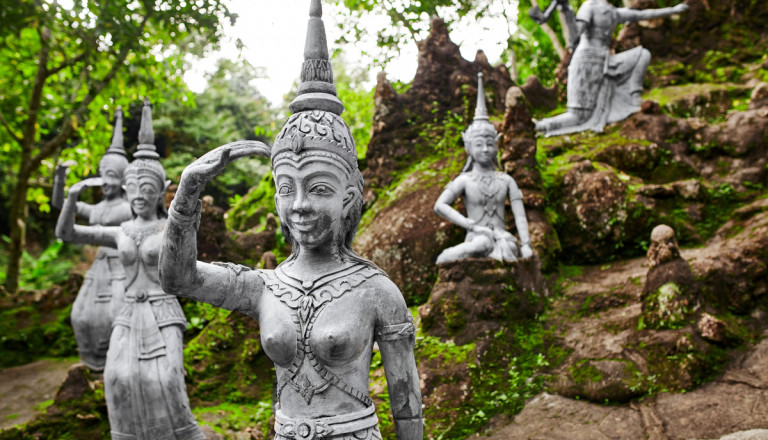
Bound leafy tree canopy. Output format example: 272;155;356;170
0;0;234;292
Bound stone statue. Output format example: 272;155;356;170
434;73;533;264
53;108;132;371
159;1;423;439
535;0;689;136
529;0;579;51
56;99;204;440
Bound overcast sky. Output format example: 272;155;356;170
185;0;519;105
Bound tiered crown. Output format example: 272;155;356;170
273;0;357;172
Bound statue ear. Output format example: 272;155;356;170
496;132;502;143
342;187;360;218
164;180;172;194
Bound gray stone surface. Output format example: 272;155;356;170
56;99;203;439
53;108;132;372
434;72;533;263
159;1;423;439
535;0;689;136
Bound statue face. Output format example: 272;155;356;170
467;134;498;167
101;167;123;199
274;158;348;251
124;174;162;219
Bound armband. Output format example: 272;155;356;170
376;315;416;343
168;199;202;230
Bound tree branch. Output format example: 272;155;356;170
0;110;22;145
22;26;52;149
47;49;89;76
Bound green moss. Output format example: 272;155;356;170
194;401;272;438
569;360;604;385
0;303;78;368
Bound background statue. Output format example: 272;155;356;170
159;1;423;439
434;73;533;264
52;108;132;371
56;99;204;440
535;0;689;136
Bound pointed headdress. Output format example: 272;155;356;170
272;0;358;175
461;72;500;172
125;98;166;186
462;72;499;141
98;106;129;174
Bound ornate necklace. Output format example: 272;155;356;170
121;219;165;247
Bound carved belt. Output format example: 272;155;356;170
118;289;176;360
275;405;378;440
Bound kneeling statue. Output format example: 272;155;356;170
434;73;533;264
535;0;689;136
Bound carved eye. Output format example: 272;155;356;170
310;184;332;195
125;183;138;194
278;185;293;196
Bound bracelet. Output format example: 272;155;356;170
168;200;202;229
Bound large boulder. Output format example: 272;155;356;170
419;258;546;345
363;16;514;193
354;156;465;305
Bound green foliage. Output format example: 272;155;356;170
194;401;273;438
226;174;277;232
333;54;375;160
513;0;563;85
0;238;78;291
0;303;78;368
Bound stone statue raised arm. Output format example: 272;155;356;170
53;107;132;371
56;99;204;440
535;0;689;137
434;73;533;264
159;1;423;439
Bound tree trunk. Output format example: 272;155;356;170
5;168;31;293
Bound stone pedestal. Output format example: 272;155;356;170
419;257;547;345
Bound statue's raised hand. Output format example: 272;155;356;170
175;141;270;215
672;2;689;13
68;177;103;199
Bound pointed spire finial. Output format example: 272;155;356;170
105;106;126;157
474;72;489;121
289;0;345;115
135;98;159;159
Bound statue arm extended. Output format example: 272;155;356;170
434;177;475;231
160;201;264;317
52;163;93;218
617;3;689;23
160;141;270;316
55;177;118;248
508;177;533;258
375;279;423;440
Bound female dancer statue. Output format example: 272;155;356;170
159;1;423;439
53;108;132;371
535;0;689;136
57;100;204;440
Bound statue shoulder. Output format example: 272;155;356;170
576;0;596;21
444;173;470;194
365;273;411;326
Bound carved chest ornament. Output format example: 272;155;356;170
261;264;379;406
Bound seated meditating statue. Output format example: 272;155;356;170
159;1;423;439
53;107;132;371
57;99;204;440
434;73;533;264
535;0;689;136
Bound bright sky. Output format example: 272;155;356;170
185;0;520;106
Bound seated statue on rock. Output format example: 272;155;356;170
434;73;533;264
534;0;689;136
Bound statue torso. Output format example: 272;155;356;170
577;0;618;50
117;219;166;292
257;263;381;417
463;171;509;230
89;197;132;226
